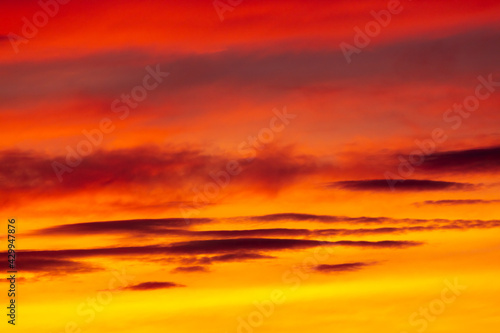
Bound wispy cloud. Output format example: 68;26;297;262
416;199;500;206
326;179;477;191
421;145;500;174
171;266;209;273
7;239;422;262
314;262;375;273
122;281;185;291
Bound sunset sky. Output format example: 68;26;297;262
1;0;500;332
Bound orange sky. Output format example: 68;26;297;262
1;0;500;332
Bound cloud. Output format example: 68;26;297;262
313;227;413;236
421;145;500;174
0;146;333;207
242;214;500;230
209;253;276;262
416;199;500;206
171;266;209;273
36;218;212;235
36;224;313;238
1;258;99;276
332;240;421;249
180;253;276;265
245;213;347;223
2;28;499;110
1;145;496;211
241;213;404;225
314;262;374;273
326;179;477;191
165;238;332;254
7;239;330;261
31;212;500;242
191;228;312;238
6;239;422;264
122;281;185;291
242;213;425;225
31;214;354;237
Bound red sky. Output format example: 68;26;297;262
1;1;500;332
